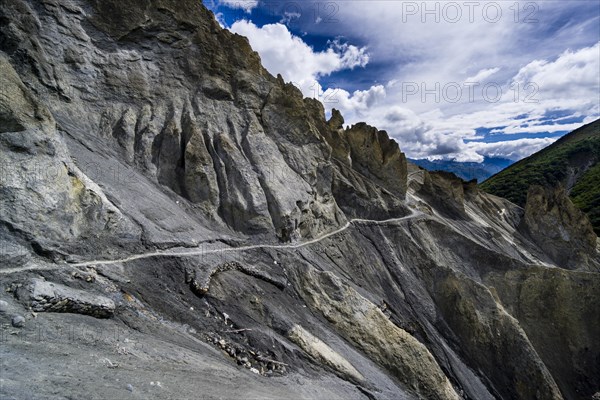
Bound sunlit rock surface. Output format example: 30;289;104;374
0;1;598;399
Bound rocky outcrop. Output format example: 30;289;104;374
322;108;407;218
324;109;350;161
0;53;139;259
486;266;600;400
287;324;364;383
1;1;599;399
519;185;599;270
416;170;471;218
293;265;460;400
1;0;359;242
343;122;408;198
324;110;408;198
433;269;563;400
185;261;286;296
25;278;115;318
322;110;410;219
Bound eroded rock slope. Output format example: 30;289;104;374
1;1;599;399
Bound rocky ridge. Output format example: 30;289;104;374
0;1;599;399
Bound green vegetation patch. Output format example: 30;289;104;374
480;120;600;235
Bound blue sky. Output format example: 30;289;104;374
205;0;600;162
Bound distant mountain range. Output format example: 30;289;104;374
481;119;600;234
409;157;514;182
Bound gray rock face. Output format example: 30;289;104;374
27;278;115;318
0;0;411;243
486;266;600;400
11;314;25;328
0;300;8;313
287;324;364;383
433;269;562;400
323;112;410;220
343;122;408;199
292;265;460;400
0;1;599;399
519;185;599;270
416;170;470;218
0;53;140;260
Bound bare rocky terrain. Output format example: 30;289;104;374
1;1;599;399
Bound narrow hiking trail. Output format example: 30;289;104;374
0;210;424;275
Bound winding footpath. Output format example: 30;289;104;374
0;210;424;275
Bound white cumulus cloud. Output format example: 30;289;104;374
323;85;386;121
466;138;558;161
465;67;501;83
222;2;599;162
229;20;369;97
511;42;600;103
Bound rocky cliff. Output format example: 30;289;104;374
0;1;599;399
481;119;600;235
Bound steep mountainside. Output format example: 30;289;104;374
0;1;599;399
410;157;513;182
481;120;600;234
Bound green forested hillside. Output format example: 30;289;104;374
480;119;600;234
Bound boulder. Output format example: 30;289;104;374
28;279;115;318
